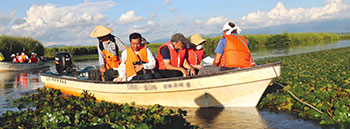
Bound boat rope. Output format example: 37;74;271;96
271;80;338;123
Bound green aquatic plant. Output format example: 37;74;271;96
0;88;200;129
257;47;350;124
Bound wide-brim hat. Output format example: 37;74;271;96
190;33;206;46
90;25;113;38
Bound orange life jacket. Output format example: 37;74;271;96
186;46;204;65
220;35;254;68
125;47;149;77
156;41;186;70
102;49;120;69
99;42;121;69
19;55;27;63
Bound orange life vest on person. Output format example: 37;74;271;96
156;41;187;70
220;34;254;68
125;47;149;77
186;46;204;65
102;49;120;69
19;55;27;63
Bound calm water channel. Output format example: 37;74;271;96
0;40;349;128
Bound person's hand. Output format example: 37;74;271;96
180;68;189;77
192;65;203;70
99;66;106;73
113;77;123;82
134;64;144;72
189;67;196;76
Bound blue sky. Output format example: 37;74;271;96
0;0;350;46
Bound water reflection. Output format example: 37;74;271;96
184;107;322;129
251;40;350;59
0;69;47;114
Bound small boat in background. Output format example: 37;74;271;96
40;62;281;107
0;61;50;72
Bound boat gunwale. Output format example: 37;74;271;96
41;62;281;84
0;61;51;72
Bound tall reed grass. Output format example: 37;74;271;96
0;35;44;61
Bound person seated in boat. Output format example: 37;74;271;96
0;52;4;62
11;54;19;63
156;33;196;78
212;21;255;70
90;25;126;81
114;33;156;82
186;33;207;73
30;52;40;63
19;52;29;63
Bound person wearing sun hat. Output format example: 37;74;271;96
186;33;206;72
212;21;254;70
90;25;126;81
156;33;196;78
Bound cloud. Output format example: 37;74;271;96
118;10;144;24
240;0;350;29
164;0;171;6
0;11;16;26
170;8;177;11
150;13;157;17
9;1;115;46
205;16;227;26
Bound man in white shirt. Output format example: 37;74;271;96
115;32;156;81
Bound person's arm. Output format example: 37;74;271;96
163;60;189;76
114;36;126;52
212;39;225;66
142;48;156;70
212;53;222;66
183;59;195;76
115;50;127;82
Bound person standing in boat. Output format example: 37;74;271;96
115;33;156;82
186;33;207;73
156;33;196;78
212;21;255;70
90;25;126;81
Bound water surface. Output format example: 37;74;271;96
1;40;350;128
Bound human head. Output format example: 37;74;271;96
222;21;241;35
129;32;142;51
11;54;15;57
171;33;189;50
21;52;25;55
190;33;206;46
90;25;113;43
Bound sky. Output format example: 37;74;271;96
0;0;350;46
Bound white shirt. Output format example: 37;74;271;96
117;48;156;81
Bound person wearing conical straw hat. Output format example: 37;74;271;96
90;25;126;81
187;33;206;72
212;21;254;70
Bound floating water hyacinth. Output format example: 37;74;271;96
0;88;200;128
257;47;350;124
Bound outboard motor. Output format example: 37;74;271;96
55;52;74;74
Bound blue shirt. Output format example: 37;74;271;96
214;35;249;54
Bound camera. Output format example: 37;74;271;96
133;61;144;65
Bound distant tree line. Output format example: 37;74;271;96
0;35;44;61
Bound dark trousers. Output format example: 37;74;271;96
159;70;183;78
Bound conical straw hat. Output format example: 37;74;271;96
190;33;206;45
90;25;113;38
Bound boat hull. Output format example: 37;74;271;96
41;63;281;107
0;62;50;72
